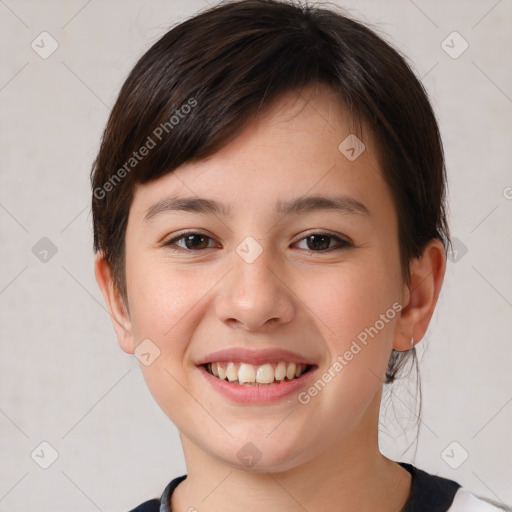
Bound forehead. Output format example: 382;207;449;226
128;83;393;226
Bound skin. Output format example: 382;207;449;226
95;83;446;512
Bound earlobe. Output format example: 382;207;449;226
94;252;135;354
393;239;446;352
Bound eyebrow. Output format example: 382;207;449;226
143;194;370;223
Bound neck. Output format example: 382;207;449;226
171;426;411;512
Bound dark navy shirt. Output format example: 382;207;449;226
128;462;503;511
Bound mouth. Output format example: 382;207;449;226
195;347;319;403
201;361;316;386
197;360;318;403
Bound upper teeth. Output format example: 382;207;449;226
208;361;308;384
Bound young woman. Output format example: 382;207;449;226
91;1;509;510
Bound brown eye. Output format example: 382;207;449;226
294;232;352;252
163;230;352;253
305;234;331;251
164;232;217;251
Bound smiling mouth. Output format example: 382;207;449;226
202;361;315;385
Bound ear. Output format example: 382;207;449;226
94;252;135;354
394;238;446;351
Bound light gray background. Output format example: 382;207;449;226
1;0;511;510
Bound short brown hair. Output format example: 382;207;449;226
90;0;450;384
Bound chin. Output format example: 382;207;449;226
213;434;314;473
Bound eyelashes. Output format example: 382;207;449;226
294;232;353;252
163;231;217;251
162;230;354;254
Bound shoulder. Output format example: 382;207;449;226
127;474;188;512
449;489;512;512
127;498;160;512
398;462;511;512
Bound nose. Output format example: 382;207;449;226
214;239;295;332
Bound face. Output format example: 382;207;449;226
115;84;408;471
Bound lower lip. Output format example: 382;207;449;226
197;364;318;404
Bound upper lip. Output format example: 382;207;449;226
195;347;318;366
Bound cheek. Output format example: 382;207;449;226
301;256;401;389
307;258;401;337
126;255;203;343
297;274;396;427
125;257;211;422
